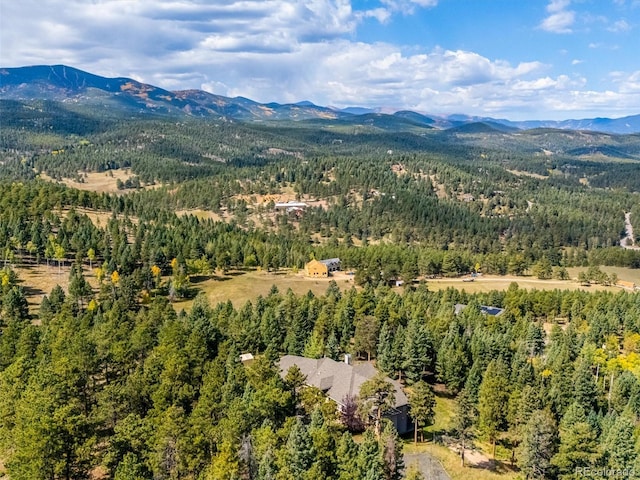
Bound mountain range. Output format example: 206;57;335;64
2;64;640;134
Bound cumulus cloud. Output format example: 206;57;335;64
1;0;639;120
612;70;640;93
540;0;576;33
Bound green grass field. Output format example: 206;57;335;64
425;265;640;294
174;266;640;311
12;263;639;314
173;269;358;310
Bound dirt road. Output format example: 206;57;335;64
621;212;639;249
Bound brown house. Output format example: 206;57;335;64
305;258;341;277
617;280;637;290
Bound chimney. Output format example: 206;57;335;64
344;353;352;365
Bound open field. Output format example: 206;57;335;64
39;169;160;194
14;262;99;314
181;267;637;311
176;208;225;222
174;269;357;310
425;272;626;294
566;265;640;285
11;263;639;314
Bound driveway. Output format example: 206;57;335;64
404;452;451;480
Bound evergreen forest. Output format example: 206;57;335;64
0;97;640;479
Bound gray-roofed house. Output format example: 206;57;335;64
278;354;412;434
320;258;341;273
274;201;308;210
454;303;505;316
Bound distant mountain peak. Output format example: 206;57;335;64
1;64;639;133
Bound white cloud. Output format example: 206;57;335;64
547;0;571;13
1;0;639;120
572;59;584;65
410;0;438;6
540;11;576;33
379;0;437;16
358;8;393;24
612;70;640;93
540;0;575;33
608;19;632;32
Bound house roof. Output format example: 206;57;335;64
275;201;308;208
278;355;408;409
454;303;505;316
239;353;254;363
319;258;341;266
306;259;327;269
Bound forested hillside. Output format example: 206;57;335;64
1;272;640;478
0;97;639;479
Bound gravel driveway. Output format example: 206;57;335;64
404;452;451;480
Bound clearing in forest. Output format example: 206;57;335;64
39;169;159;194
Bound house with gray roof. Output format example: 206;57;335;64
278;354;412;434
319;258;341;272
454;303;504;316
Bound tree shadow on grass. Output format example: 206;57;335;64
190;274;232;284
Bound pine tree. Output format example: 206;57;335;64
284;365;307;408
283;418;315;479
518;410;557;480
477;358;510;458
401;317;431;384
572;357;597;413
356;430;384;480
376;322;394;376
114;453;147;480
453;388;476;467
390;325;405;380
256;448;277;480
308;407;336;479
602;413;636;472
325;331;340;361
336;432;359;480
551;403;600;479
354;315;380;361
436;321;469;394
408;381;435;444
380;421;404;480
358;374;396;437
68;263;92;309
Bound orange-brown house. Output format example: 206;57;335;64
305;258;340;277
617;280;637;290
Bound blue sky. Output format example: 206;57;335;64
1;0;639;120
